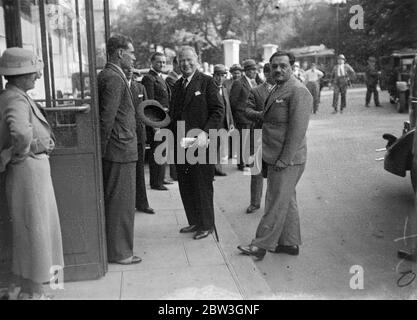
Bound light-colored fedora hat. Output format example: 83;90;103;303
0;47;44;76
137;100;171;128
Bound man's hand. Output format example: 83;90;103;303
192;131;209;149
273;160;289;172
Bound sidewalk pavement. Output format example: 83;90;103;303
50;179;273;300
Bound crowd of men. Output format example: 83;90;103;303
97;33;318;264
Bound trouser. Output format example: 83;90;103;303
215;132;230;173
176;164;215;231
149;138;166;188
366;85;380;106
103;160;136;262
250;173;264;207
236;123;252;168
252;164;305;251
136;143;149;210
333;83;348;111
306;81;320;113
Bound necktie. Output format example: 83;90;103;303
182;78;189;90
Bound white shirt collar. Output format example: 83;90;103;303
151;67;163;78
244;74;255;88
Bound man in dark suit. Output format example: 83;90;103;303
142;52;172;191
98;35;141;265
123;66;155;215
238;51;312;260
212;64;235;176
230;59;258;171
224;64;243;93
170;46;224;240
245;63;274;214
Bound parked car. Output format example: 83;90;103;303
382;55;417;190
380;49;417;113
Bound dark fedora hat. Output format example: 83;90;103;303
137;100;171;128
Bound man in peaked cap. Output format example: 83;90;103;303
330;54;356;114
224;64;244;93
213;64;235;176
230;59;258;171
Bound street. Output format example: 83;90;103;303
214;87;417;299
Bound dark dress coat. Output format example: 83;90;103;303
229;76;253;125
170;70;224;230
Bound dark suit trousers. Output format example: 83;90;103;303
149;139;166;188
103;160;136;262
136;143;150;210
366;85;380;106
176;164;215;231
236;123;252;168
251;173;264;207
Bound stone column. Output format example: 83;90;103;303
263;44;278;62
223;39;241;68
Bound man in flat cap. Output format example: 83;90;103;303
364;56;381;108
224;64;243;93
330;54;356;114
230;59;258;171
213;64;235;176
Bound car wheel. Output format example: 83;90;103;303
397;92;408;113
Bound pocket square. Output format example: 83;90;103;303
195;91;202;96
276;99;284;104
138;94;144;98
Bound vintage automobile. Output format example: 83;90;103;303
380;49;417;113
382;55;417;190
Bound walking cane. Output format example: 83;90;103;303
214;224;220;242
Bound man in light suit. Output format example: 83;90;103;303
245;63;275;214
142;52;172;191
170;46;224;240
331;54;356;114
230;59;258;171
98;35;141;265
238;51;313;260
212;64;234;176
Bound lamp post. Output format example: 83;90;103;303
330;0;346;54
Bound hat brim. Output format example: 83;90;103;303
137;100;171;128
0;62;44;76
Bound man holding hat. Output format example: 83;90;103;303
224;64;243;93
364;56;381;108
230;59;259;171
213;64;235;176
330;54;356;114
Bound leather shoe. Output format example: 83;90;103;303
271;245;299;256
398;250;417;262
163;180;174;185
151;185;169;191
215;171;227;177
237;165;245;171
180;225;198;234
237;245;267;260
138;207;155;214
115;256;142;265
246;205;260;214
194;230;212;240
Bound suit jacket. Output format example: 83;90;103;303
142;69;171;110
166;70;181;92
130;80;148;145
98;63;138;163
230;76;253;124
0;84;55;172
262;76;312;166
170;70;224;137
246;82;271;129
219;86;234;130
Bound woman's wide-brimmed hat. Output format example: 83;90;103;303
137;100;171;128
0;47;44;76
